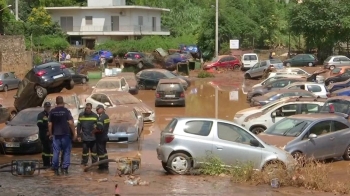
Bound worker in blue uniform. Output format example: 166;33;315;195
95;104;110;170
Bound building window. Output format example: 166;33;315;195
60;16;73;32
152;17;156;31
85;16;93;25
111;16;119;31
138;16;143;26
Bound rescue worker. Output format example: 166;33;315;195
77;103;98;166
48;96;77;176
37;102;52;168
95;104;110;170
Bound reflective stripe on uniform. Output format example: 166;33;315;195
42;153;53;157
37;120;43;123
82;153;89;156
90;153;97;156
78;117;98;121
98;154;108;158
43;117;48;120
82;153;97;156
97;122;103;125
103;119;110;123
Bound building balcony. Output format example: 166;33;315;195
61;25;170;36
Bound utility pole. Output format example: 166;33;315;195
214;0;218;57
15;0;19;21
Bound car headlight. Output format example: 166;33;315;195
126;127;137;133
25;134;38;142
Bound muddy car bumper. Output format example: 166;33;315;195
0;140;41;154
155;98;185;106
129;87;139;95
108;132;138;142
156;145;173;162
142;112;155;122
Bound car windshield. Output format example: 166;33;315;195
96;81;121;89
163;71;177;79
321;100;350;114
332;68;341;74
265;118;312;137
9;110;41;126
261;100;286;114
44;95;76;107
110;94;141;105
244;55;257;61
211;57;219;62
109;111;135;122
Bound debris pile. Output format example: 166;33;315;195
124;176;149;186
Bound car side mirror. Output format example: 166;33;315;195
79;105;84;109
250;139;260;147
309;133;317;139
104;102;111;106
271;112;276;118
92;86;95;89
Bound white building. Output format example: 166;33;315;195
45;0;170;48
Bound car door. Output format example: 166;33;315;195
332;120;350;156
301;55;313;66
68;69;79;83
270;103;298;125
213;122;262;168
6;72;17;89
87;93;102;108
248;62;260;77
153;72;166;88
139;71;154;89
300;103;321;114
339;57;350;66
291;55;303;66
256;61;267;77
338;72;350;83
2;73;10;88
270;80;291;90
302;120;335;159
218;57;229;68
306;84;324;97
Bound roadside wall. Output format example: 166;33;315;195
0;36;32;78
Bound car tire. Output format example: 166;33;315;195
250;126;265;134
167;153;191;175
342;144;350;160
244;73;251;79
233;64;240;70
252;94;262;97
286;63;291;67
262;160;286;178
138;82;146;90
329;65;335;70
65;79;74;90
35;86;47;99
308;62;313;67
81;78;87;84
3;85;8;92
162;162;171;173
137;62;144;69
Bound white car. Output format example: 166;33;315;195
85;91;155;122
252;75;306;88
233;97;292;125
241;97;326;134
241;53;259;70
269;68;324;83
92;76;129;93
283;82;329;98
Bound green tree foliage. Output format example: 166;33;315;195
33;35;69;50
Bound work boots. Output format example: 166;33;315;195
54;169;60;176
62;168;69;176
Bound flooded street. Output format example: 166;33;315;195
0;67;348;195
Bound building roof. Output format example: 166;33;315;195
44;6;170;12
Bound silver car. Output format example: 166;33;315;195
0;72;21;91
156;117;294;175
323;55;350;70
244;59;284;79
105;106;144;142
258;113;350;161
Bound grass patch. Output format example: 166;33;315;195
197;71;214;78
122;66;140;74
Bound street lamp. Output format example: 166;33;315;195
214;0;219;57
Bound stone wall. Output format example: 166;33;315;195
0;36;32;78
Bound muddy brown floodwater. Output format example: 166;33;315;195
0;66;346;196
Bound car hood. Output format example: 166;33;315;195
93;88;119;93
0;125;37;138
257;132;295;148
116;103;153;114
108;122;135;133
244;111;263;120
252;95;269;102
236;107;260;115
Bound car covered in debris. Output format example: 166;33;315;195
92;76;129;93
136;69;189;90
0;71;21;92
319;96;350;118
179;44;201;59
327;79;350;93
85;91;155;122
153;48;190;71
117;72;139;95
123;51;154;69
106;106;144;142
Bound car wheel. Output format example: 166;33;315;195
138;82;146;90
167;153;191;175
233;64;240;70
65;79;74;90
286;63;291;67
252;94;262;97
342;144;350;160
329;65;335;70
162;162;171;173
81;78;87;84
9;111;17;120
250;126;265;134
35;86;47;99
137;62;144;69
308;62;313;67
263;160;286;178
3;85;8;92
244;73;251;79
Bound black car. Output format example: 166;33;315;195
136;69;189;90
67;68;89;84
327;79;350;92
155;79;186;107
0;107;42;154
14;62;74;112
325;72;350;86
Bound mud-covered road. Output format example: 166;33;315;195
0;66;347;196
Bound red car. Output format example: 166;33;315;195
203;55;241;70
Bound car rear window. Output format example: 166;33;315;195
158;83;182;91
332;68;341;74
184;120;213;136
324;56;332;62
163;118;178;133
243;55;257;61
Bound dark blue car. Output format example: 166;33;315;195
179;44;201;59
327;79;350;93
331;87;350;96
86;50;113;64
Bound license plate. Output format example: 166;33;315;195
165;95;175;98
5;142;20;147
53;74;64;79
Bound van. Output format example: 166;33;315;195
241;53;259;70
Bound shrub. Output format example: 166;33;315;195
197;71;214;78
33;35;69;51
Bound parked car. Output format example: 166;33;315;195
327;79;350;93
14;62;74;112
247;78;304;101
105;106;144;142
0;107;42;154
283;82;329;98
252;75;306;89
233;97;293;126
319;96;350;118
283;54;318;67
153;48;190;71
325;71;350;86
123;51;153;69
156;117;295;175
92;76;129;93
203;55;241;70
0;72;21;92
136;69;188;90
323;55;350;70
43;92;84;126
0;104;17;122
244;59;284;79
250;89;317;107
179;44;201;59
330;66;350;76
85;91;155;122
241;53;259;70
269;68;324;83
258;113;350;161
86;50;113;65
67;68;89;84
117;72;139;95
242;97;326;134
155;79;186;107
330;87;350;97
